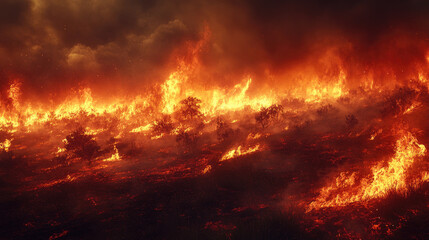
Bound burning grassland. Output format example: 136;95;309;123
1;68;429;239
1;1;429;238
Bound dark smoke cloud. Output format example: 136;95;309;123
0;0;428;99
199;0;429;87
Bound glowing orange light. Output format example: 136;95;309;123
308;132;427;211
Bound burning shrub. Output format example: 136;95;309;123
177;96;203;121
152;115;174;135
216;117;234;142
65;127;100;161
176;129;198;152
255;104;283;128
382;87;417;116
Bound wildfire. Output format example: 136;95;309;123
35;174;78;190
1;1;429;239
56;147;66;154
403;103;420;114
130;124;152;133
203;78;277;115
104;145;121;162
308;132;427;211
220;144;262;162
305;74;346;103
202;165;212;174
161;64;189;114
0;75;279;136
0;139;11;152
7;80;21;109
161;74;277;117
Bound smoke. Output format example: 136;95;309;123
0;0;428;100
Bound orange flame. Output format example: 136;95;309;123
104;145;121;162
220;144;261;162
202;165;212;174
0;139;11;152
308;132;427;211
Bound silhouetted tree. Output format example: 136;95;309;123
152;115;174;135
65;127;100;161
255;108;271;128
178;96;203;120
255;104;283;128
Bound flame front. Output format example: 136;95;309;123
308;132;427;211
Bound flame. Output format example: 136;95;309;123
85;127;105;136
403;103;420;114
290;70;347;103
151;134;164;140
0;83;153;135
0;44;362;138
161;75;277;117
247;133;262;140
161;64;189;114
220;144;261;161
0;139;11;152
0;30;427;240
56;147;66;154
0;44;278;136
104;145;121;162
308;132;427;211
131;123;152;133
7;80;21;109
35;174;78;190
202;78;277;115
202;165;212;174
370;129;383;141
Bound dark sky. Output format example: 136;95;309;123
0;0;428;98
